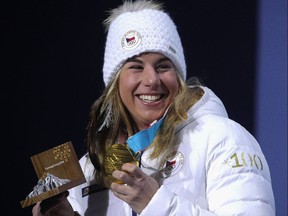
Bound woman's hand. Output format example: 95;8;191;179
110;163;159;214
32;191;75;216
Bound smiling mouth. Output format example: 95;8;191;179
138;94;162;102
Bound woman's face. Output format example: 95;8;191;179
119;52;179;131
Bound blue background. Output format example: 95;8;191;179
255;0;287;215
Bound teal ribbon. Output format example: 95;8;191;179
127;116;165;154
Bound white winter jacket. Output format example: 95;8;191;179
68;86;275;215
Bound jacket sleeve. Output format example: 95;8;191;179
205;121;275;215
140;119;275;216
140;185;216;216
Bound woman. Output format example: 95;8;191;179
33;0;275;215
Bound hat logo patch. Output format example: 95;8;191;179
159;151;184;178
121;30;142;51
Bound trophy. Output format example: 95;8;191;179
20;141;86;208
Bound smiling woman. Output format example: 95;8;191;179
31;1;275;216
119;53;179;130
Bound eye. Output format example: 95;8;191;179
123;61;143;71
129;65;143;70
156;62;174;72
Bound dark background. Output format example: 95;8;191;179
1;0;286;215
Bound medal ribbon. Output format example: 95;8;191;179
127;115;165;154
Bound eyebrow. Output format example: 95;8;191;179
125;56;171;64
125;58;142;64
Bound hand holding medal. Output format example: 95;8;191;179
103;114;166;186
103;144;139;186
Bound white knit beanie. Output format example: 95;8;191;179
103;8;186;86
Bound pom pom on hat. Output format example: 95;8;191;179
103;8;186;86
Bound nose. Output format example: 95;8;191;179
142;66;160;87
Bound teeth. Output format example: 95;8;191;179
139;95;161;101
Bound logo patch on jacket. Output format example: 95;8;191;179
159;151;184;178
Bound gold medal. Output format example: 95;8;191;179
103;144;138;185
